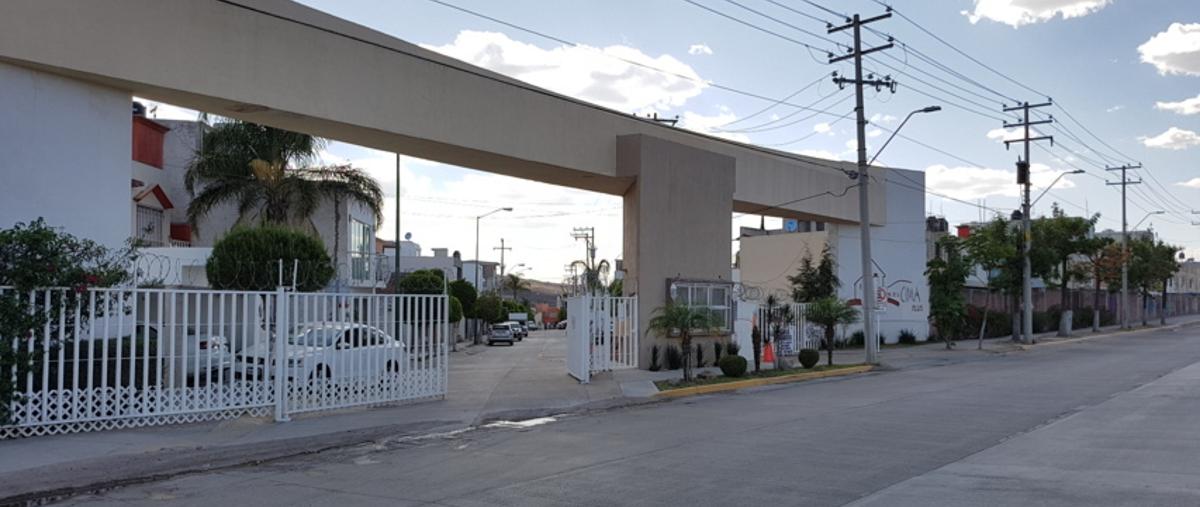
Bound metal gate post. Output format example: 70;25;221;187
273;287;290;422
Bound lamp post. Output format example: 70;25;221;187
861;105;939;364
1032;170;1085;206
474;207;512;293
868;106;941;166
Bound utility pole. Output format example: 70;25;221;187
493;238;512;278
829;11;894;365
1106;163;1143;330
571;227;596;294
1002;101;1053;344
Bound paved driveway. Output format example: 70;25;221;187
56;325;1200;506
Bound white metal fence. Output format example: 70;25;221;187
0;287;447;438
566;295;638;383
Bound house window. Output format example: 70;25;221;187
135;205;164;247
349;219;373;282
669;280;733;334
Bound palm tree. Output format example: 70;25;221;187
804;297;859;366
647;302;717;382
569;259;610;295
503;273;531;302
184;121;383;232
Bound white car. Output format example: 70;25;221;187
81;318;233;381
241;322;407;381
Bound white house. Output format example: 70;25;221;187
737;168;931;343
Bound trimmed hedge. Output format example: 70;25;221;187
718;355;748;378
206;226;333;291
797;348;820;369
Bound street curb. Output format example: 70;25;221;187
653;365;874;399
1016;320;1200;351
0;418;461;506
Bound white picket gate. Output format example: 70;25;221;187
566;295;638;383
0;287;447;438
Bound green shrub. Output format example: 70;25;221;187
798;348;820;368
664;345;683;370
695;342;705;368
964;305;1012;339
448;280;477;317
474;293;504;323
449;296;463;323
713;341;723;366
718;355;748;378
649;345;661;372
725;341;741;356
391;269;445;294
898;329;918;344
206;226;333;291
847;330;884;348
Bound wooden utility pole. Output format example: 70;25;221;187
1106;163;1142;329
1002;101;1053;344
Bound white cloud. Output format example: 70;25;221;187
926;163;1074;200
813;122;833;134
688;43;713;56
1176;177;1200;188
963;0;1111;27
1156;93;1200;115
423;30;705;113
869;113;897;124
1138;23;1200;76
792;149;842;160
1142;127;1200;150
867;128;882;138
1105;105;1125;113
678;109;750;143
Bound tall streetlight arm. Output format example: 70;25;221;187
867;106;941;167
1032;169;1085;206
1133;210;1164;230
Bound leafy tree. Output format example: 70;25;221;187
608;278;623;297
503;273;531;302
1080;238;1120;331
1040;205;1101;325
926;236;971;349
206;226;333;291
647;302;718;381
0;219;132;423
474;293;504;324
963;216;1055;341
390;269;445;295
804;297;859;366
184;120;383;243
1129;238;1180;326
448;296;463;324
788;245;839;302
557;306;567;323
448;279;477;318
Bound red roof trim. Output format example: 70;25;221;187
132;115;171;133
133;184;175;210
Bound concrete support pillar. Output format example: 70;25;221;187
618;135;735;368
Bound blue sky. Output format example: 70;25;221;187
156;0;1200;281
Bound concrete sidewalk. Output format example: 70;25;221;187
3;318;1197;503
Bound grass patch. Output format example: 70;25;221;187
654;363;864;391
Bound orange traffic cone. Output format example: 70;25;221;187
762;340;775;363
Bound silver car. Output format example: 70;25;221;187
488;323;515;346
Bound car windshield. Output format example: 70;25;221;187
290;326;339;347
491;325;509;331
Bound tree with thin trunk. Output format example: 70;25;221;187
647;302;717;382
927;236;971;349
804;297;859;366
185;120;383;232
1082;239;1120;332
503;273;531;302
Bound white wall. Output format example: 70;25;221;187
0;62;131;248
833;169;930;342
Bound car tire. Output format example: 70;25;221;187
487;340;494;346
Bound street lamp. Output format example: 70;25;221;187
1032;169;1085;206
867;105;941;166
475;207;512;293
860;105;940;365
1133;210;1165;230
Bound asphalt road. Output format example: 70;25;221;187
59;325;1200;506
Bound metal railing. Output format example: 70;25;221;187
566;295;638;383
0;286;447;438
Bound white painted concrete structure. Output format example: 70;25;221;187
0;62;131;248
0;0;899;367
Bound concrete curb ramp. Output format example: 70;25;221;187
654;365;874;398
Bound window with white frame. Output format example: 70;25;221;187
669;280;733;334
349;218;373;282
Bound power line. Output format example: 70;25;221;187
682;0;843;55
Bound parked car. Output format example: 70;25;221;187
527;322;541;331
240;322;406;381
506;321;527;340
488;323;516;346
82;318;233;381
556;320;568;330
